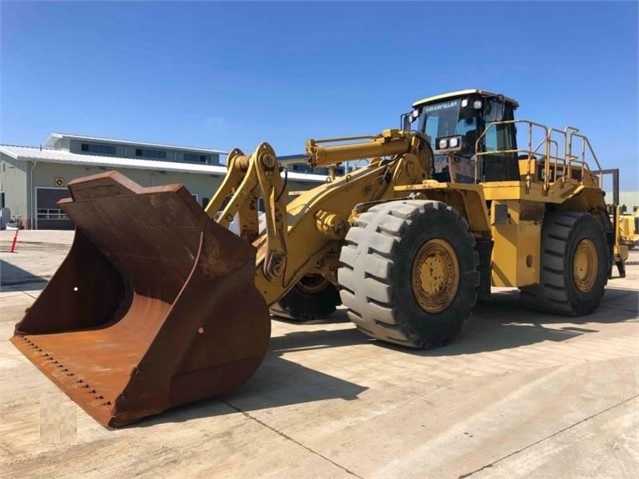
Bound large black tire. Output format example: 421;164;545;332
338;199;479;349
270;274;341;321
520;212;609;315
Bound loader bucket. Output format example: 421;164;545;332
11;171;270;427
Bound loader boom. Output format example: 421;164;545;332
204;129;433;305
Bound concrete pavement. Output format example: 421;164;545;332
1;230;637;478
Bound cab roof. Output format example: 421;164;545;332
412;89;519;109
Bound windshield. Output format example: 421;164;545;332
418;98;479;154
419;99;460;147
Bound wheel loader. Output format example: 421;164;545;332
11;89;627;427
619;208;639;250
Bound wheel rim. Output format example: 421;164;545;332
411;238;460;313
573;239;598;293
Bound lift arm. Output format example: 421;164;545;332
204;129;433;305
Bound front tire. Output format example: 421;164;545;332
338;199;479;349
520;212;609;315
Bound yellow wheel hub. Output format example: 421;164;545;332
573;239;598;293
411;239;460;313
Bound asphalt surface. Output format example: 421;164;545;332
1;230;638;479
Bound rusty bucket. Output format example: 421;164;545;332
11;171;270;427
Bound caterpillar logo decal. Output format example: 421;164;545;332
424;100;459;112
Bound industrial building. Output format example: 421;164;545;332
0;133;329;229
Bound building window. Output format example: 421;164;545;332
81;143;116;155
37;208;69;220
184;153;212;164
135;148;167;159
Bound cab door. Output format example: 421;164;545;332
481;101;519;182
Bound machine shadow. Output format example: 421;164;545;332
137;346;369;428
0;260;48;292
268;287;638;360
135;287;637;428
381;287;639;357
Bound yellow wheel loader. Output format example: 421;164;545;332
11;89;626;427
619;208;639;250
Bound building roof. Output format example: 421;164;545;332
44;132;228;155
0;145;328;183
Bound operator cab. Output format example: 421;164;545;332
403;89;519;183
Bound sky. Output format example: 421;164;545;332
1;1;638;189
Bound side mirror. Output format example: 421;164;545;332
400;109;420;131
400;113;410;131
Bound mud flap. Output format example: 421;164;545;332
11;171;270;427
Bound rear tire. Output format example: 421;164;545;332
520;212;609;315
338;199;479;349
270;274;341;321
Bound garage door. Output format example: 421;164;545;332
36;187;74;230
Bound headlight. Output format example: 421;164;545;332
438;138;448;149
473;100;483;109
449;137;459;148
